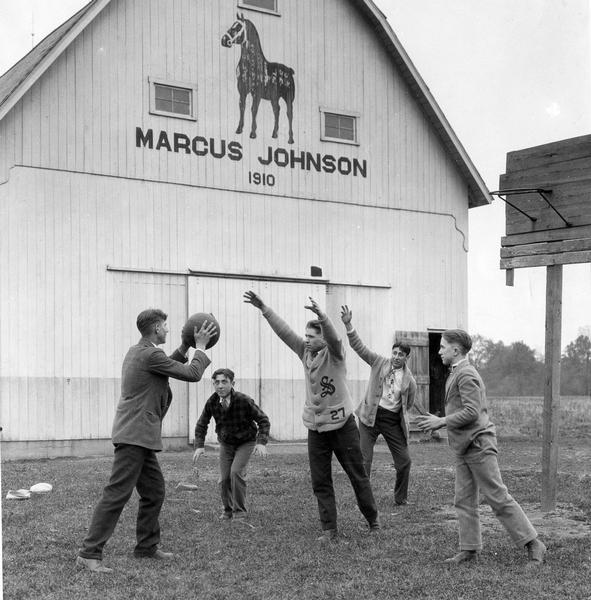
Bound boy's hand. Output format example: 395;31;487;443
304;297;326;320
340;305;353;330
243;290;266;310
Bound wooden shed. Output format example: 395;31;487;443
0;0;490;459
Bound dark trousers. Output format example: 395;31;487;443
359;407;411;504
79;444;165;560
307;414;378;531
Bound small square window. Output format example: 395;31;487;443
238;0;279;16
149;78;197;121
320;108;359;145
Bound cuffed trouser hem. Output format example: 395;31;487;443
459;545;482;551
133;547;157;558
516;534;538;548
78;551;102;560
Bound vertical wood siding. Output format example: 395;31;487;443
2;0;468;220
1;167;466;443
0;0;472;449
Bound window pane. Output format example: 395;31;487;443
154;83;193;116
339;117;355;140
155;85;173;102
171;88;191;115
155;98;173;112
244;0;276;10
172;100;191;115
324;113;356;141
172;88;190;104
325;114;340;129
325;125;341;138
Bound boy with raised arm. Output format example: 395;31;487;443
243;291;379;542
340;305;416;506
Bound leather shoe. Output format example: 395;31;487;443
135;549;174;560
444;550;479;565
526;539;546;566
76;556;113;573
369;520;381;533
316;529;337;543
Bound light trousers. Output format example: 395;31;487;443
454;434;538;550
219;440;256;516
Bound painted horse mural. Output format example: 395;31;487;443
222;14;295;144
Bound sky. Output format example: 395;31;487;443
0;0;589;353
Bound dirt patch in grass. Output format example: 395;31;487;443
435;502;591;541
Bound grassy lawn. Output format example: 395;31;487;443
2;437;591;600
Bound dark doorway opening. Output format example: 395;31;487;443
429;331;446;416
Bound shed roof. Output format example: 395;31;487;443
0;0;491;207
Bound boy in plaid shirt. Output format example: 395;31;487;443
193;368;270;520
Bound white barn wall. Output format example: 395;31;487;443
1;165;466;447
0;0;474;455
3;0;468;216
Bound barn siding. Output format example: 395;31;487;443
4;0;468;218
0;0;472;452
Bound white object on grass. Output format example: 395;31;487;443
6;489;31;500
176;483;199;491
30;482;53;494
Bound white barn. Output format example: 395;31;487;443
0;0;490;459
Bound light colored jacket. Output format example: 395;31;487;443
346;329;416;441
262;307;353;432
444;360;496;455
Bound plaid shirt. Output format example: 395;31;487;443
194;389;270;448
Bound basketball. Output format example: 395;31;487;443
181;312;220;349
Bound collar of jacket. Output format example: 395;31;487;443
380;362;412;390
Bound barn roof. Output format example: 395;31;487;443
0;0;491;207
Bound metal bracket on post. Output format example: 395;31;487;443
491;188;571;228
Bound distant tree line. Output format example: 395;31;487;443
470;334;591;396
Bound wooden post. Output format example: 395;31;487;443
541;264;562;512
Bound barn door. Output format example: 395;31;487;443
113;272;188;440
187;276;326;442
187;277;259;443
395;330;429;430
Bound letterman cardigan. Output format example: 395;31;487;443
261;307;353;432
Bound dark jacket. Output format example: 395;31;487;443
194;389;270;447
112;338;211;451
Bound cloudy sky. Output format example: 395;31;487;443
1;0;589;352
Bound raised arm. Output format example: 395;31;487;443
340;305;379;366
244;290;305;358
305;297;343;358
148;320;215;381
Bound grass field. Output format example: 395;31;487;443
2;436;591;600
